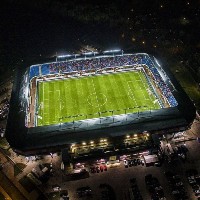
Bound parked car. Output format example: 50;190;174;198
100;165;104;172
124;160;128;168
76;186;92;197
90;166;96;173
96;166;100;173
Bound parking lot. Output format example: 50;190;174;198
43;120;200;200
59;157;195;200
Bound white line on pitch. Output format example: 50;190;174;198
127;81;138;108
91;78;101;112
137;72;156;109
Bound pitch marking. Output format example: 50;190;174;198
87;93;107;108
127;81;138;107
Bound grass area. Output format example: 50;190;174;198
46;192;60;200
171;64;200;109
2;149;11;157
0;193;6;200
19;176;35;193
37;70;161;126
14;165;22;177
0;138;10;150
15;163;26;170
46;190;68;200
14;163;26;177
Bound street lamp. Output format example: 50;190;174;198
90;141;94;145
50;153;53;158
82;142;86;146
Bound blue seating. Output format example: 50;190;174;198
29;65;39;79
41;64;50;75
29;54;178;107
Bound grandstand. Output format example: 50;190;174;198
28;54;177;127
5;53;196;155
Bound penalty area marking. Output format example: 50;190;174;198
87;93;107;108
127;81;138;107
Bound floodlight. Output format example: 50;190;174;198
83;51;98;55
74;54;80;57
71;144;76;149
83;52;93;55
103;49;121;53
112;49;121;52
154;58;161;67
57;54;72;58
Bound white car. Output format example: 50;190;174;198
53;186;60;191
124;160;128;167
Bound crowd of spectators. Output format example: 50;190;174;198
30;54;143;79
144;58;178;107
51;55;143;73
29;54;177;107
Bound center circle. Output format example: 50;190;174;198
87;93;107;107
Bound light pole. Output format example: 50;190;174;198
124;108;127;121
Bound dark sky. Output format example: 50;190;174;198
0;0;200;75
0;1;121;54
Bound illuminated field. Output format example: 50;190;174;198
37;70;161;126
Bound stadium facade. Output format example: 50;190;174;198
5;53;196;155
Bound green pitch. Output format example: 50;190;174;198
37;70;161;126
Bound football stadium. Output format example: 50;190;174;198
5;53;196;155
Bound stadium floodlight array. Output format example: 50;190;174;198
154;58;161;67
57;54;72;58
57;50;121;60
57;52;99;61
103;49;121;53
82;51;99;55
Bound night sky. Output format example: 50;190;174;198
0;0;200;79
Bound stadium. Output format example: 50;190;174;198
5;52;196;155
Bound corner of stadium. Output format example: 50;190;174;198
5;52;196;155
